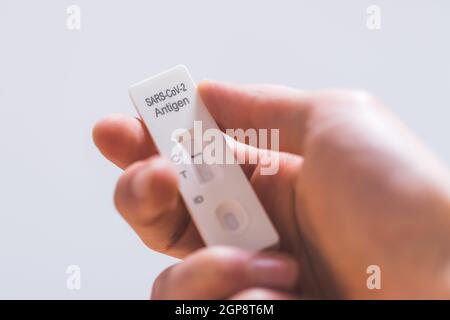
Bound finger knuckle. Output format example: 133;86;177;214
346;89;376;105
315;89;377;108
199;247;248;280
233;288;275;300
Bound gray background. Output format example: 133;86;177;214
0;0;448;299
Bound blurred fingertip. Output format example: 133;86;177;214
132;157;179;207
92;113;134;151
92;113;153;168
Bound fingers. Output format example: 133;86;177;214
114;156;204;258
92;114;156;169
198;81;311;155
151;247;300;300
94;115;204;257
92;113;259;177
93;114;289;258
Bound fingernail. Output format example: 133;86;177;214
250;258;298;288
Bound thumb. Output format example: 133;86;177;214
198;80;311;155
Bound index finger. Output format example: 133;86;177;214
92;114;157;169
92;113;260;177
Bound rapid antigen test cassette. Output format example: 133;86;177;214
129;65;279;251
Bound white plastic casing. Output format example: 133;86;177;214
129;65;279;251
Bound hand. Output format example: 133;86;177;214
151;246;300;300
93;81;450;298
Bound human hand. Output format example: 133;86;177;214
151;246;299;300
93;81;450;298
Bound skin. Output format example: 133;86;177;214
93;81;450;299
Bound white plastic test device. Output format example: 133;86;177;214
129;65;279;251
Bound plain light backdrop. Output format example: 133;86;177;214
0;0;449;299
